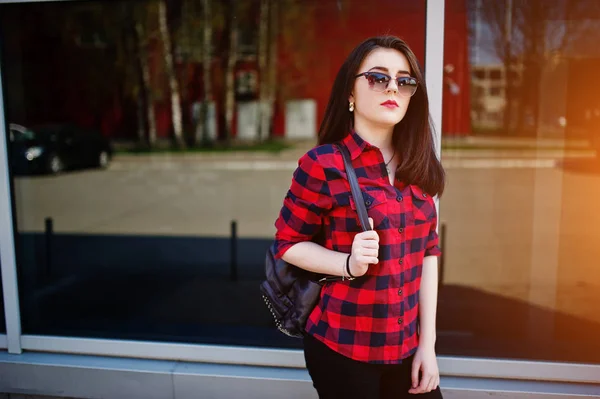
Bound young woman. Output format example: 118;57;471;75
273;36;445;398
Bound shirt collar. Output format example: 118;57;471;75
341;130;371;161
341;131;429;197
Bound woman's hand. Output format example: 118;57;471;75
348;218;379;277
409;345;440;394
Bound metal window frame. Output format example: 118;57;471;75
0;0;599;390
0;24;23;354
426;0;444;162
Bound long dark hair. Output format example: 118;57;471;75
318;36;445;197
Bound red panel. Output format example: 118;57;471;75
443;0;471;136
274;1;427;137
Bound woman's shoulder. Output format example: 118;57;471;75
300;143;344;170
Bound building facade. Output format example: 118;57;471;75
0;0;600;398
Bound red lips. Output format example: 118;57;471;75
380;100;398;107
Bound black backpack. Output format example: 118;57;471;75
259;143;370;337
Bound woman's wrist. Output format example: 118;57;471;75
418;331;437;350
346;254;356;278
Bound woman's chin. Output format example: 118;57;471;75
370;115;404;127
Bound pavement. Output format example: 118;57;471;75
441;134;593;148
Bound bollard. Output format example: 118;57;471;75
230;220;238;281
44;217;53;280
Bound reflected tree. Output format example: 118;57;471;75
176;0;222;146
198;0;214;146
127;2;158;147
158;0;186;148
257;0;279;141
223;0;239;145
474;0;600;135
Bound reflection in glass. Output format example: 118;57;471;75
1;0;426;347
439;0;600;364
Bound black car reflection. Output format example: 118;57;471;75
9;123;113;175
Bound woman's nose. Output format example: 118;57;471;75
385;79;399;94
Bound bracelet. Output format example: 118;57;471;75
345;254;356;279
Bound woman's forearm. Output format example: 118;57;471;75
419;255;439;349
282;242;349;277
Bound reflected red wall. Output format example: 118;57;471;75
5;0;471;139
273;1;427;137
443;0;471;135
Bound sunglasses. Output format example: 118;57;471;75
355;72;418;97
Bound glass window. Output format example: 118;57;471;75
1;0;426;348
442;0;600;364
488;68;502;81
472;68;486;80
489;86;502;97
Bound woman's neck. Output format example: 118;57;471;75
353;119;394;152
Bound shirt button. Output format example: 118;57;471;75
365;200;372;206
398;259;403;265
398;227;404;233
396;196;403;202
398;318;403;325
398;289;403;295
422;193;427;198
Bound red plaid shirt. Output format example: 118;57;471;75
274;131;441;364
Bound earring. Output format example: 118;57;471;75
349;102;354;112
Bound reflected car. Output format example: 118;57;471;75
8;123;113;175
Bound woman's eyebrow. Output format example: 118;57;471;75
367;66;411;75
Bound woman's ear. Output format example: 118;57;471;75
348;93;355;104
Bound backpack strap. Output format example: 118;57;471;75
335;144;371;232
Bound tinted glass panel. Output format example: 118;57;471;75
440;0;600;364
1;0;426;347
